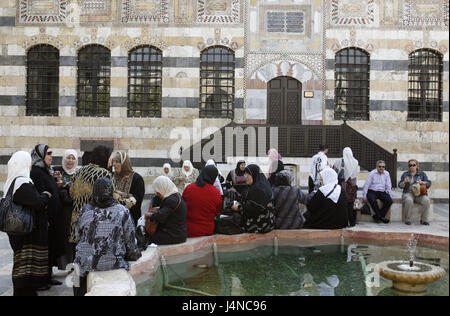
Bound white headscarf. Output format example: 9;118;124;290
3;151;34;198
62;149;78;175
163;163;172;176
319;168;341;204
182;160;194;177
343;147;359;182
206;159;223;195
153;176;179;199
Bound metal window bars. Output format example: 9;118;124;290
408;49;443;122
334;48;370;121
200;46;235;119
77;45;111;117
26;44;59;116
127;46;162;118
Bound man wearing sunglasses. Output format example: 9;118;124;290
362;160;393;224
398;159;432;226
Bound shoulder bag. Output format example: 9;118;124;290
145;194;181;236
0;177;35;235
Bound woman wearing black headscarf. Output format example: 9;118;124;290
30;144;65;287
231;164;275;233
183;165;222;237
225;160;248;195
73;177;141;296
267;160;285;187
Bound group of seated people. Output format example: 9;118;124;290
4;144;432;296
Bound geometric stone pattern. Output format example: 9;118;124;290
330;0;376;25
401;0;449;28
18;0;68;24
196;0;241;24
80;0;111;15
120;0;171;24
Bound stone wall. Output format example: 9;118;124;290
0;0;448;200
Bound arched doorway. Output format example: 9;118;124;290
267;76;302;124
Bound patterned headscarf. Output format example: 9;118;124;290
112;151;134;196
92;177;117;208
31;144;53;175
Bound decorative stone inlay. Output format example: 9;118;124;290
330;0;376;26
79;0;111;16
121;0;171;24
18;0;68;24
196;0;241;24
401;0;449;28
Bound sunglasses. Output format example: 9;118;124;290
409;164;417;167
377;165;385;169
46;151;53;156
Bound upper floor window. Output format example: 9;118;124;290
408;49;443;121
334;47;370;121
77;45;110;117
128;46;162;117
26;44;59;116
200;46;235;119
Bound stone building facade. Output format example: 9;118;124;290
0;0;448;201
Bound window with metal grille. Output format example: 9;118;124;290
334;48;370;121
77;45;111;117
26;44;59;116
128;46;162;117
200;46;235;119
408;49;443;122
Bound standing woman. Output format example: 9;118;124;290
232;164;275;233
145;176;187;245
53;149;79;267
333;147;360;227
5;151;51;296
173;160;199;194
111;151;145;226
30;144;65;286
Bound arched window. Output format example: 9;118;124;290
200;46;235;119
408;49;443;121
26;44;59;116
334;48;370;121
77;45;111;117
128;46;162;117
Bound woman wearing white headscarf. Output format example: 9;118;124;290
173;160;199;194
333;147;360;227
162;163;174;181
205;159;224;195
53;149;79;267
304;168;348;229
144;176;187;245
5;151;52;296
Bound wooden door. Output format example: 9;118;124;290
267;76;302;124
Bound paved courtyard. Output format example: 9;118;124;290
0;204;448;296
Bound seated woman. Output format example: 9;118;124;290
145;176;187;245
162;163;174;181
183;165;222;237
74;177;141;296
231;164;275;233
272;170;310;229
398;159;432;225
304;168;349;229
173;160;199;194
225;160;248;195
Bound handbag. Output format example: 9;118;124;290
337;159;345;183
144;194;181;236
411;182;428;197
0;177;35;235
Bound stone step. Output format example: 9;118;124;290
357;199;433;224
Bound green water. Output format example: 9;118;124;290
136;241;449;296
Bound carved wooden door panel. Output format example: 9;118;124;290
267;76;302;124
